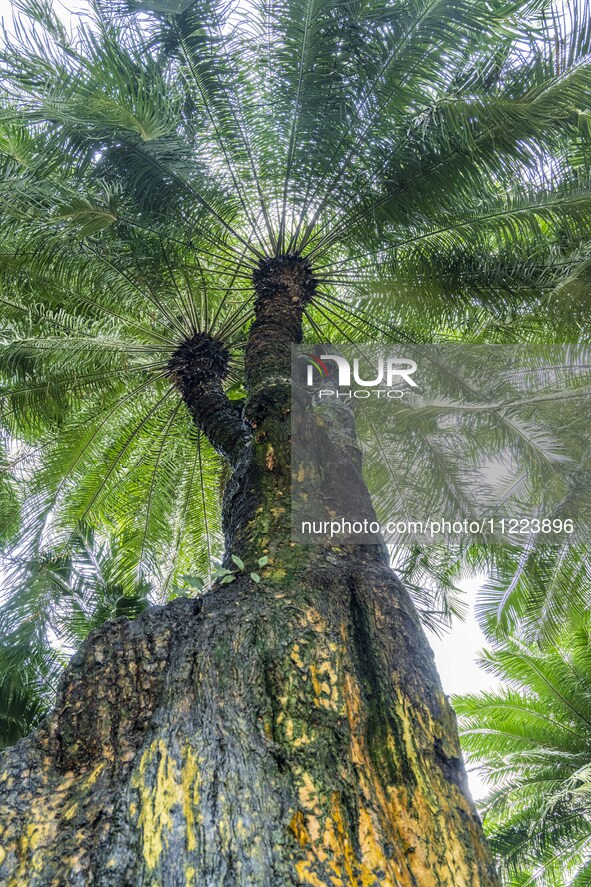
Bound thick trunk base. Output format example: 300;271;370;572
0;554;498;886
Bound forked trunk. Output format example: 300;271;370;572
0;258;499;886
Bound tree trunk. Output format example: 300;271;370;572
0;257;500;886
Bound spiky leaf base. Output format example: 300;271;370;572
168;333;251;466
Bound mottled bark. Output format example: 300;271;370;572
0;256;500;886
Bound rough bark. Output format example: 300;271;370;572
0;256;500;886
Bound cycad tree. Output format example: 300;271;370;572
0;0;590;883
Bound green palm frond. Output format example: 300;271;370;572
456;615;591;885
0;525;160;745
475;541;591;642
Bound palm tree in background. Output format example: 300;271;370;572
456;615;591;886
0;0;590;882
0;526;151;747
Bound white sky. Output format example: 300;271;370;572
0;0;87;22
427;577;495;801
0;0;498;803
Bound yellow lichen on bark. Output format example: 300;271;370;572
293;786;400;887
130;740;202;872
289;809;311;846
182;748;201;854
131;740;178;871
340;667;487;886
0;762;105;887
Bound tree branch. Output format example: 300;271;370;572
168;334;252;466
